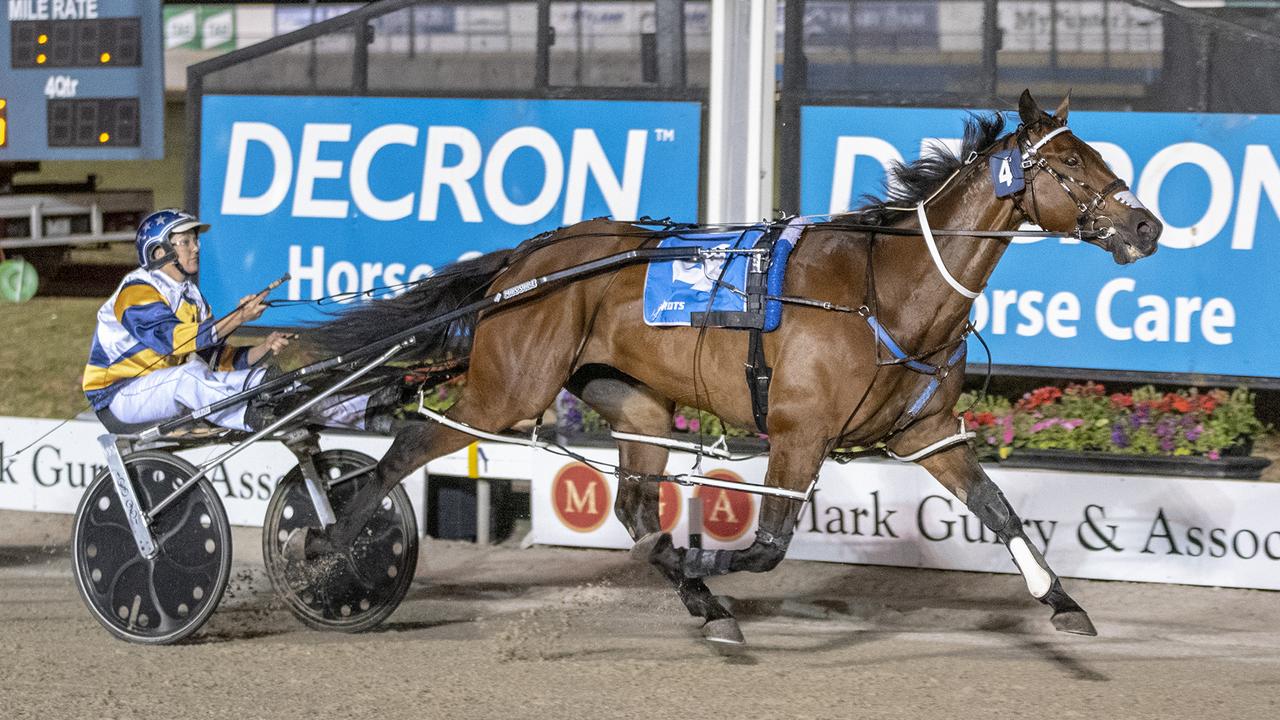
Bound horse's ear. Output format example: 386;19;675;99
1018;89;1044;125
1054;92;1071;123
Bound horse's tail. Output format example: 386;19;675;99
308;248;515;363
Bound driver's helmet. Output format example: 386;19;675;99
135;209;209;269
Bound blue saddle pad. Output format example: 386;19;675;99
642;228;765;327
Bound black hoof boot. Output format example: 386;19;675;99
630;531;673;563
1041;579;1098;636
1051;608;1097;636
702;617;745;645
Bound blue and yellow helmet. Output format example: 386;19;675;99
135;209;209;269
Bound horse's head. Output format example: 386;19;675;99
1014;90;1161;264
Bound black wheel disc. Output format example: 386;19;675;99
263;450;418;632
72;451;232;644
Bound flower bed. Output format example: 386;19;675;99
961;383;1263;461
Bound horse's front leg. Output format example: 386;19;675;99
915;443;1097;636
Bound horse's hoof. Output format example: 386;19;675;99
282;528;310;564
702;617;745;645
282;527;333;564
630;531;670;563
1051;608;1098;636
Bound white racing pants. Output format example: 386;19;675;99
108;360;371;432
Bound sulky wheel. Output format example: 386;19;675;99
262;449;418;633
72;451;232;644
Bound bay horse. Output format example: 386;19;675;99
307;91;1161;644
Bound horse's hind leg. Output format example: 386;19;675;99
322;363;569;550
662;434;823;583
634;431;828;643
915;443;1097;636
571;371;737;640
615;446;740;641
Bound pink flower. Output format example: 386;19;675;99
1061;419;1084;430
1208;450;1221;460
1031;418;1061;433
674;415;688;431
689;418;701;433
1002;416;1014;445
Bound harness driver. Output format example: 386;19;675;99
82;209;397;433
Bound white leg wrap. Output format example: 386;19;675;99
1008;536;1053;598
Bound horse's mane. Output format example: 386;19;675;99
852;112;1006;224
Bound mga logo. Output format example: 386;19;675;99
551;463;612;533
695;470;755;542
658;482;681;533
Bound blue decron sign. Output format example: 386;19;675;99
801;106;1280;379
198;95;702;324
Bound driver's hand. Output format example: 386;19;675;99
237;291;268;322
247;331;294;366
258;331;292;355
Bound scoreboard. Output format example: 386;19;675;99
0;0;163;160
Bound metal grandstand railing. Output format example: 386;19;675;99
778;0;1280;211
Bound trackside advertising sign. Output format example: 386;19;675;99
6;416;1280;591
529;448;1280;592
802;106;1280;378
0;417;425;531
198;96;702;324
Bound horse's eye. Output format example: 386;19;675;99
1064;155;1081;167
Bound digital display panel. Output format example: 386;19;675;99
0;1;162;160
10;18;141;68
47;97;140;147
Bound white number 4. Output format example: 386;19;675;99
999;157;1013;186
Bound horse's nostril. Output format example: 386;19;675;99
1137;220;1159;244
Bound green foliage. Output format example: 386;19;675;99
959;383;1265;460
0;298;102;418
421;379;463;413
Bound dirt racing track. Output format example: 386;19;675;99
0;511;1276;719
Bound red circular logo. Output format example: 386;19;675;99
551;463;611;533
695;470;755;542
658;482;682;533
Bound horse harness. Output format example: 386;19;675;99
730;121;1120;452
1011;123;1127;242
686;215;970;442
